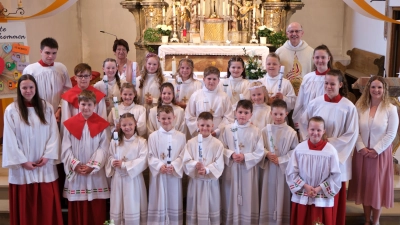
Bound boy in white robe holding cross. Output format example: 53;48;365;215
183;112;225;225
219;99;265;225
148;105;186;225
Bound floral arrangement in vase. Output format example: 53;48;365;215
257;25;273;38
243;47;266;80
156;24;173;36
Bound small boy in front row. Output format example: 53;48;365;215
286;116;341;225
148;105;187;225
185;66;234;138
183;112;225;225
219;99;264;225
61;90;110;225
259;99;299;225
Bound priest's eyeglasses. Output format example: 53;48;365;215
287;30;303;34
76;75;91;79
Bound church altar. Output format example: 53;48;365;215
159;44;269;72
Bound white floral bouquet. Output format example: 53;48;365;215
243;48;266;80
156;24;173;36
257;25;273;38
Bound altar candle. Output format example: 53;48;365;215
194;5;197;15
202;0;205;16
198;3;200;15
261;7;264;18
132;62;137;87
222;2;225;16
232;5;234;16
162;7;165;17
198;134;203;163
253;5;255;18
150;12;154;17
172;56;177;75
270;13;273;19
173;4;176;16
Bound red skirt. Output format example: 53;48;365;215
290;202;334;225
68;199;107;225
9;180;63;225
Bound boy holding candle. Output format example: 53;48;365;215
148;105;187;225
61;90;110;225
183;112;225;225
219;99;264;225
185;66;234;138
60;63;107;135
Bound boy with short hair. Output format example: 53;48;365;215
219;99;264;225
183;112;225;225
185;66;234;138
23;37;72;120
259;99;299;225
148;105;187;224
61;90;110;225
61;63;107;134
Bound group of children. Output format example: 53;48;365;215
3;37;348;225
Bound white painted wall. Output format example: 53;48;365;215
343;1;387;56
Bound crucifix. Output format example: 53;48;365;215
145;92;152;98
161;153;166;160
209;108;215;114
181;96;188;103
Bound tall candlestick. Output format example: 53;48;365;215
198;134;203;163
172;56;177;75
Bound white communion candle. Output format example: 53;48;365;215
198;134;203;162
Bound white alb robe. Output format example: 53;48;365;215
94;78;126;115
136;73;165;112
173;77;202;103
299;96;359;181
219;122;264;225
185;87;234;137
108;103;147;137
218;76;251;107
147;104;186;135
292;72;325;127
183;135;225;225
259;122;298;225
61;123;110;201
250;103;271;130
106;135;148;225
2;102;60;184
148;128;186;225
259;74;296;111
286;141;341;207
23;62;72;111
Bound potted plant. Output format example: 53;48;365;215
156;24;173;44
243;48;266;80
257;25;272;44
269;31;288;48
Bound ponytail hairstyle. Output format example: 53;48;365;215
120;83;139;104
103;58;121;90
313;44;334;71
326;69;348;98
140;53;163;89
227;56;246;79
157;82;177;108
308;116;328;141
118;113;138;146
17;74;47;125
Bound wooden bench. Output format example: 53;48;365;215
335;48;385;99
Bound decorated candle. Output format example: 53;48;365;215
231;121;240;154
278;66;284;92
198;134;203;163
113;96;120;120
132;62;137;87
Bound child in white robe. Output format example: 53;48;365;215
219;100;264;225
148;105;187;225
218;57;251;108
248;81;272;129
259;99;299;225
106;113;148;225
292;45;334;129
148;82;186;135
94;58;126;115
108;83;147;137
3;75;63;225
183;112;225;225
259;53;296;111
185;66;234;138
136;53;165;113
61;63;107;135
286;116;341;225
173;58;202;109
23;37;72;120
61;90;110;225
